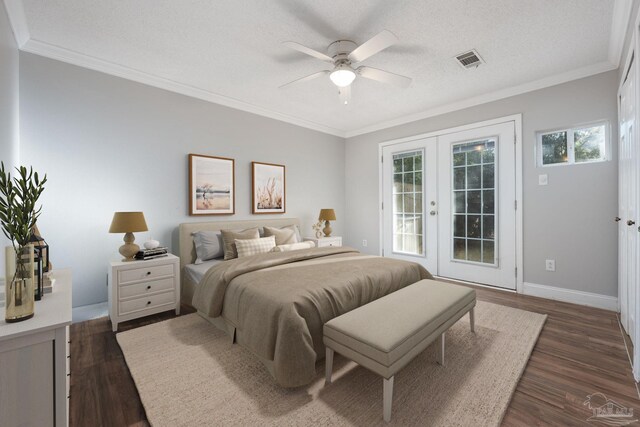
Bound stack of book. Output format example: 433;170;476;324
43;272;54;294
135;247;168;260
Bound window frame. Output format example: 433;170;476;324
536;121;610;167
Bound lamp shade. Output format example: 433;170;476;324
109;212;148;233
318;209;336;221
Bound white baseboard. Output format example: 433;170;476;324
523;282;618;311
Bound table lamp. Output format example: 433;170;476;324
318;209;336;237
109;212;148;261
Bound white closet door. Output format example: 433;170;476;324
619;61;637;343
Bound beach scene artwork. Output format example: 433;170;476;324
253;162;285;214
190;154;234;215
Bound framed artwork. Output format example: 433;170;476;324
252;162;286;214
189;154;235;215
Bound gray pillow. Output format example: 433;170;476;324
192;231;224;265
220;227;260;260
263;226;297;245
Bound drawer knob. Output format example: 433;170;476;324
147;285;151;290
146;271;151;275
147;301;151;305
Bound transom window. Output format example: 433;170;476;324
537;122;609;166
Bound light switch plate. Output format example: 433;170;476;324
539;174;548;186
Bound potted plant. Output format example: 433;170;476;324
0;162;47;322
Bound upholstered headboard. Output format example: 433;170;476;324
178;218;301;271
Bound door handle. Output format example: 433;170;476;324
615;217;621;222
430;211;437;216
628;220;636;226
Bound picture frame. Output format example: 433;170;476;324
252;162;286;214
189;154;235;215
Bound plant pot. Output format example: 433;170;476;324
5;244;35;323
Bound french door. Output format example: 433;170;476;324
382;121;517;290
382;138;437;272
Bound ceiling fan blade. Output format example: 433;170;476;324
282;41;334;63
348;30;398;63
357;66;412;88
338;85;351;105
279;70;329;88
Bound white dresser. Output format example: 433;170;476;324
304;236;343;248
108;254;180;332
0;269;72;427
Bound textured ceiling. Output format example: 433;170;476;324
17;0;618;136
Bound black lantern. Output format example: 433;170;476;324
33;247;43;301
29;233;49;301
29;233;50;272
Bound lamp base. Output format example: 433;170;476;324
323;221;332;237
119;232;140;262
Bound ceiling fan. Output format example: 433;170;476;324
280;30;412;104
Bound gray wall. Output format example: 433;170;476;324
19;52;345;307
345;70;619;297
0;3;19;278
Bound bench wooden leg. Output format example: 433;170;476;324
470;307;475;333
383;376;394;422
436;333;445;366
325;347;334;385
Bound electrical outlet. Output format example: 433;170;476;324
545;259;555;272
539;174;548;186
362;239;368;247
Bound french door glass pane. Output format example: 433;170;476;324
451;139;497;264
392;150;424;255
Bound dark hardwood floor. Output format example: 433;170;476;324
70;287;639;426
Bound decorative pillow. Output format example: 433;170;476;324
221;227;260;260
263;226;298;245
235;236;276;258
286;224;303;242
272;241;315;252
192;230;224;264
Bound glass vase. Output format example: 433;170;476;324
5;244;35;323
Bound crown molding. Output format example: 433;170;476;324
3;0;29;47
609;0;633;66
20;39;346;138
6;0;628;140
344;60;617;138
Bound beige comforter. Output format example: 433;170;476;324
192;246;432;387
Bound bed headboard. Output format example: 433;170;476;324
178;218;301;270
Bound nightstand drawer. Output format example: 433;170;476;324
118;264;174;284
119;277;175;300
317;238;342;247
119;290;176;316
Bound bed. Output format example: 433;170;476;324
178;218;432;387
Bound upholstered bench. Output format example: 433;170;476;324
323;279;476;422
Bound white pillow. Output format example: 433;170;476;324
192;231;224;264
235;236;276;258
272;241;315;252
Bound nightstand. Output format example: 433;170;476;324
108;254;180;332
304;236;342;248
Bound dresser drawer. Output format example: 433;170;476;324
118;264;174;284
118;290;176;316
119;277;175;300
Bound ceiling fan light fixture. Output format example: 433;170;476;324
329;66;356;87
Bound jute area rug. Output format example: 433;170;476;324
117;301;546;426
